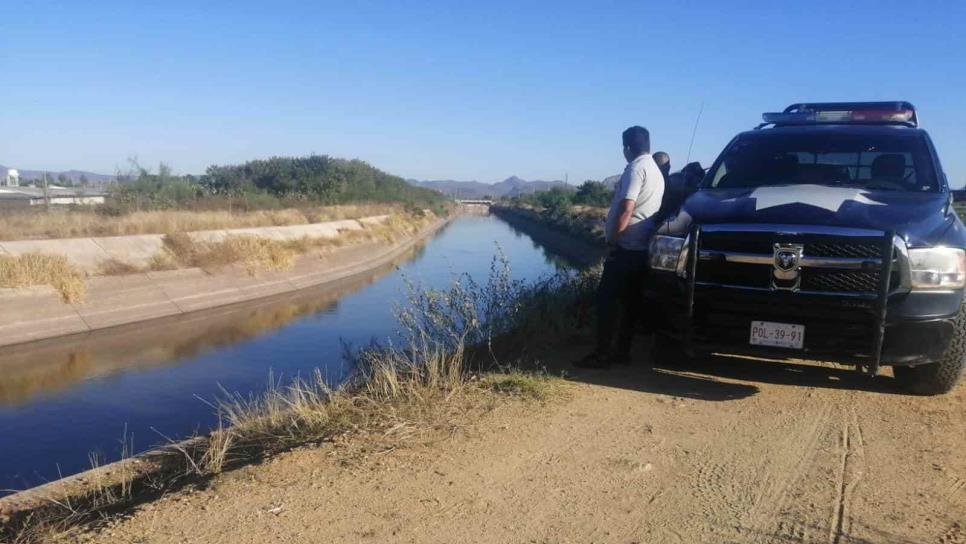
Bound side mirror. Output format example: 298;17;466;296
951;190;966;203
682;162;705;196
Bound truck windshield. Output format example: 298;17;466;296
706;131;939;192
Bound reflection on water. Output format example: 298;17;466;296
0;260;397;406
0;214;568;492
498;215;599;270
0;235;442;409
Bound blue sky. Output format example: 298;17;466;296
3;1;965;186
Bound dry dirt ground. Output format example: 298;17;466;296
75;353;965;544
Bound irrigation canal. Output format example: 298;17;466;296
0;213;582;493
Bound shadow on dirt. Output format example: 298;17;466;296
665;352;901;395
545;335;906;401
567;362;761;402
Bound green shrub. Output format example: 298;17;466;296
573;180;612;208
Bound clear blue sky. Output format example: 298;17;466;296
3;1;964;186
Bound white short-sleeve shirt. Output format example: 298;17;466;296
605;153;665;251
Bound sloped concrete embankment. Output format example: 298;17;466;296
0;216;390;272
489;206;605;267
0;215;449;348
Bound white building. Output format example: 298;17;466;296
0;186;106;209
1;168;19;187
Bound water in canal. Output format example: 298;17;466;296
0;214;578;493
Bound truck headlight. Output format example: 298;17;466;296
650;235;687;274
908;247;966;290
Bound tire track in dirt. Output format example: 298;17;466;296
828;406;866;544
743;391;833;544
645;384;833;542
946;476;966;503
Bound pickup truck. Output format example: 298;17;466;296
648;101;966;395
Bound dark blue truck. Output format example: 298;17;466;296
648;102;966;395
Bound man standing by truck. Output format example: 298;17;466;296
576;126;665;368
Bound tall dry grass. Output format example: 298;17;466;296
146;212;436;277
0;253;86;302
3;253;595;544
160;233;297;276
0;204;400;241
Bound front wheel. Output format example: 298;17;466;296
893;306;966;395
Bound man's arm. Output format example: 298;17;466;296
608;164;645;244
609;199;636;243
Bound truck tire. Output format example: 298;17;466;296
893;305;966;395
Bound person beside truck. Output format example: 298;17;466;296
576;126;665;369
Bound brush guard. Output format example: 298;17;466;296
681;225;896;376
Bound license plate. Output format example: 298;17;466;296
749;321;805;349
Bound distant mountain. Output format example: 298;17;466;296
0;164;116;185
407;176;571;199
602;174;621;189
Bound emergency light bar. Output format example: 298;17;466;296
760;101;918;128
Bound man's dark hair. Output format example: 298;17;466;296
622;126;650;156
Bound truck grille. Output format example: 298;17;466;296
696;227;895;295
688;225;896;363
806;242;882;259
801;269;880;293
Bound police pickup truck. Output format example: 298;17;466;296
648;102;966;395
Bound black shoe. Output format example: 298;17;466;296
573;351;612;369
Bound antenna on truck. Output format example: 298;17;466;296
685;101;704;164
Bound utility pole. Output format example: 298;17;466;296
43;172;50;210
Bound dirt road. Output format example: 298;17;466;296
79;355;965;544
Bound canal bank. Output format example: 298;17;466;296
489;206;605;266
0;214;452;348
0;213;576;506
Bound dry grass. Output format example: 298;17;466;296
160;233;296;276
95;258;141;276
96;212;437;277
484;370;556;400
2;254;592;544
0;253;86;302
0;204;400;241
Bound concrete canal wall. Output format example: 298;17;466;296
0;215;449;348
0;215;391;272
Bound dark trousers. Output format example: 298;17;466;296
596;247;649;355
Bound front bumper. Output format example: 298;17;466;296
645;270;963;367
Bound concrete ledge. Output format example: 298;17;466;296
0;289;91;344
0;238;111;270
91;235;166;268
0;215;451;349
76;274;183;329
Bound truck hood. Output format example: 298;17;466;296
679;184;953;246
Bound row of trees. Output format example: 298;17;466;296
107;156;448;213
507;180;613;215
18;173;92;187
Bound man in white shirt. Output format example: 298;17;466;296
576;126;665;368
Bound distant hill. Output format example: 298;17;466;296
602;174;621;188
0;164;116;185
408;176;571;199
